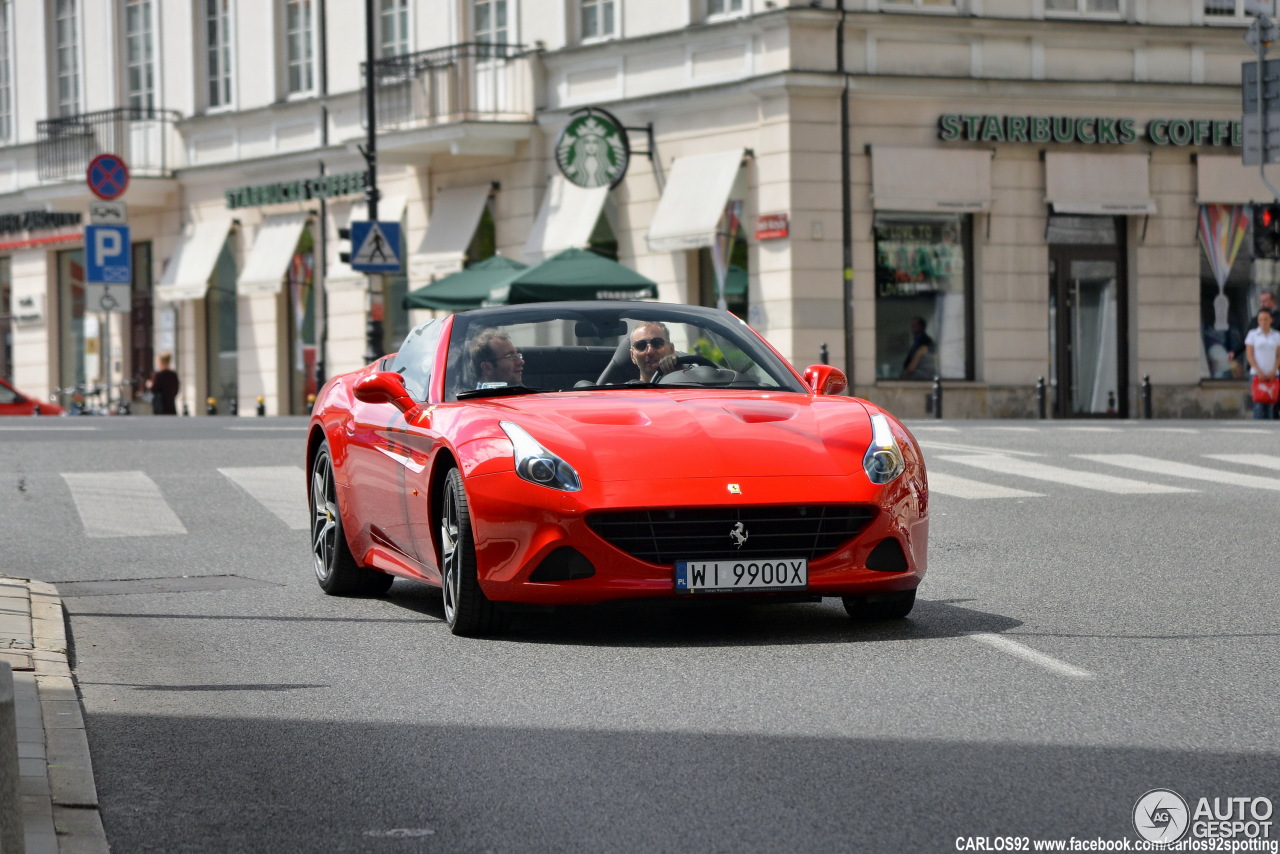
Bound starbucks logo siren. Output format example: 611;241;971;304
555;110;631;189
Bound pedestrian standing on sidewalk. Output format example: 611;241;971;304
1244;308;1280;420
147;352;180;415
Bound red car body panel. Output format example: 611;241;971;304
309;303;928;611
0;378;64;416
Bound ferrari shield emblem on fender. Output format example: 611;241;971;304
727;484;741;494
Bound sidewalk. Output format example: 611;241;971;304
0;576;108;854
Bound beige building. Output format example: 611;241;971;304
0;0;1271;417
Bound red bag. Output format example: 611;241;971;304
1253;375;1280;404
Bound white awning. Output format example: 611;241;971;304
1196;156;1273;204
155;220;234;302
871;146;994;212
646;150;747;252
522;176;609;263
328;195;407;285
237;212;311;296
1045;152;1156;215
410;184;493;279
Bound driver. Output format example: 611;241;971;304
629;321;681;382
468;328;525;387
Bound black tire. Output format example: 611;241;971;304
310;442;394;596
842;589;916;621
439;468;505;636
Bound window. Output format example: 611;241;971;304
284;0;315;95
0;2;11;141
581;0;616;40
881;0;957;8
1199;204;1271;380
1045;0;1121;13
378;0;409;58
474;0;508;45
54;0;81;116
204;0;233;109
0;256;11;382
1205;0;1274;19
873;213;973;381
123;0;154;111
708;0;744;14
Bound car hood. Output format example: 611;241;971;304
474;391;875;482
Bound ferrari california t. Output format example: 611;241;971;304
307;301;927;636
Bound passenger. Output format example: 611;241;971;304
468;328;525;387
629;321;681;382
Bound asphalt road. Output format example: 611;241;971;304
1;416;1277;853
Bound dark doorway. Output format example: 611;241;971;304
1047;216;1128;418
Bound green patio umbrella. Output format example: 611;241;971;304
486;248;658;304
403;255;529;311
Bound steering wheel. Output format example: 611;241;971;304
650;354;715;381
654;357;739;387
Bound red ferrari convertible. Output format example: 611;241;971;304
307;301;927;635
0;378;65;416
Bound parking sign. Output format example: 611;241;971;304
84;224;132;312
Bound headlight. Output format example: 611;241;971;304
500;421;582;492
862;413;905;485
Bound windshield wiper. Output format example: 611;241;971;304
456;385;549;400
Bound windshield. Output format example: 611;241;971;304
430;302;807;401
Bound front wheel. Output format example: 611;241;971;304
842;589;916;621
310;442;393;596
439;468;505;636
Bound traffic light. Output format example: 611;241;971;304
337;227;352;265
1253;203;1280;258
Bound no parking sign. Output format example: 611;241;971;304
86;154;130;201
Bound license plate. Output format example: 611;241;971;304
674;558;807;593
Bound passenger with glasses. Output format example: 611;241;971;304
468;328;526;388
629;321;682;382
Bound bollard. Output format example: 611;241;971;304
230;396;238;416
931;376;943;419
1107;390;1117;415
819;342;829;365
1141;375;1153;419
1035;376;1047;420
256;395;266;417
182;400;190;417
0;662;24;854
206;396;217;416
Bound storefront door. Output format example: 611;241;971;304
1048;236;1128;418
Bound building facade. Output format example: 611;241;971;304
0;0;1270;417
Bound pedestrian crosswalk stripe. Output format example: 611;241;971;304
219;466;308;530
1078;454;1280;492
61;471;188;538
927;471;1043;500
937;454;1196;494
1202;453;1280;472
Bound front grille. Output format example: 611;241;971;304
585;505;878;565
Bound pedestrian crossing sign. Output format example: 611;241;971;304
350;220;402;273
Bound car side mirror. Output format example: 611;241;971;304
803;364;848;396
354;371;417;414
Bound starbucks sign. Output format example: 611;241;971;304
555;108;631;189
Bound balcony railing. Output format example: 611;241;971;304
37;107;181;183
363;42;534;131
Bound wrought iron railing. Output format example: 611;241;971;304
363;42;533;131
37;107;181;182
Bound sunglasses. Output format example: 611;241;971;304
632;337;667;352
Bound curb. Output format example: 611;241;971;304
1;576;109;854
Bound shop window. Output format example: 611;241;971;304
207;240;238;412
881;0;958;10
1045;0;1121;14
873;213;973;381
129;243;153;399
1205;0;1273;20
56;248;86;396
0;256;10;381
1199;204;1271;380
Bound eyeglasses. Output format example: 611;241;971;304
632;337;667;352
492;351;523;362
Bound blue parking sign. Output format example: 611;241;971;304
85;224;132;284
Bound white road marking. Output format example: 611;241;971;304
61;471;187;538
1138;427;1200;434
926;471;1043;500
225;426;307;431
1078;454;1280;492
0;425;97;431
907;425;959;432
968;633;1094;679
1051;426;1120;432
985;426;1039;432
219;467;309;530
937;454;1195;494
920;441;1042;457
1210;428;1271;435
1203;453;1280;472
